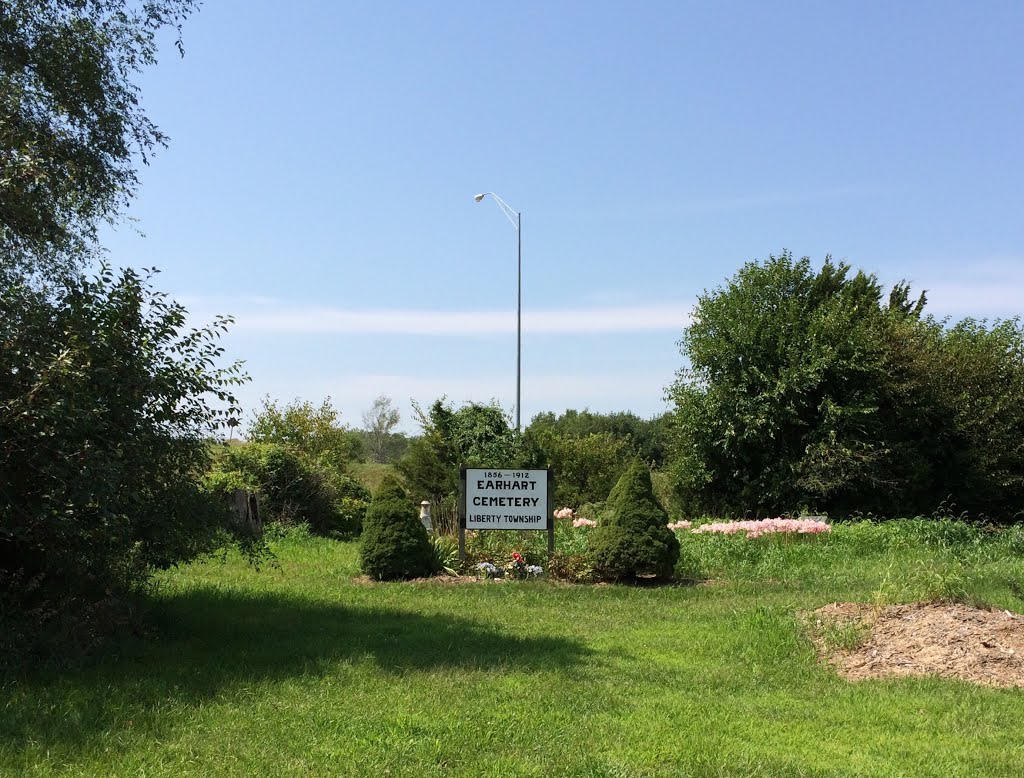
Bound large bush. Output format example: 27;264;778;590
333;474;373;537
359;476;438;580
590;461;680;581
527;409;670;468
247;396;364;469
209;443;368;538
0;265;256;647
523;428;630;509
667;252;1024;521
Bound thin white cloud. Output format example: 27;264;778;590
884;257;1024;319
224;303;693;336
333;372;667;406
232;371;674;435
924;282;1024;319
178;294;281;308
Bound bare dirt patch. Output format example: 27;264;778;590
409;575;484;585
807;602;1024;688
351;574;484;585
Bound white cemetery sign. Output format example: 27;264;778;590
458;467;554;557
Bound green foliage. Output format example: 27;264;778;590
668;251;1024;521
261;520;312;545
649;470;679;516
999;524;1024;557
672;544;706;583
0;264;258;651
429;534;460;576
523;428;629;508
544;552;596;583
811;615;874;654
668;253;892;516
575;501;608;522
925;318;1024;518
355;430;409;465
334;474;372;537
1;0;197;280
666;517;1018;597
398;398;520;510
239;397;368;536
462;531;543;568
527;409;670;466
590;461;680;581
248;396;362;469
359;476;439;580
210;443;366;538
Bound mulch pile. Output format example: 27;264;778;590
351;574;480;585
808;602;1024;689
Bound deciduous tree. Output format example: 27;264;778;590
667;251;1024;520
361;394;401;463
1;0;196;279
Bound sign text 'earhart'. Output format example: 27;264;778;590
464;469;549;530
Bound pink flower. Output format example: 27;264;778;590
572;518;597;528
691;517;831;537
667;520;693;531
554;507;575;520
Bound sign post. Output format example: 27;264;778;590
459;467;552;560
546;468;554;555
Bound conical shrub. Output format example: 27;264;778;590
359;476;439;580
590;460;679;581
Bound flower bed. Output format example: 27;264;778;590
689;518;831;538
476;552;544;580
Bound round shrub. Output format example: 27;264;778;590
360;476;439;580
590;460;680;581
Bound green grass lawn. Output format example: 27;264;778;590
3;525;1023;777
348;462;398;494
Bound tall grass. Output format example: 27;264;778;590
464;517;1024;608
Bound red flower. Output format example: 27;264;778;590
512;552;524;564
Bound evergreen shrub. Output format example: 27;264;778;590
590;461;680;581
360;476;439;580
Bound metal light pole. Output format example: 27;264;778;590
474;192;522;432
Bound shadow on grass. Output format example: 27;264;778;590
153;587;591;676
0;587;590;756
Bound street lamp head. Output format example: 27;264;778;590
473;193;487;202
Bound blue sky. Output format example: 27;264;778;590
100;0;1024;433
